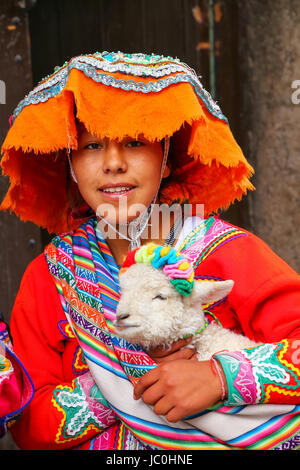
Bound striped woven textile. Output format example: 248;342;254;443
44;216;300;450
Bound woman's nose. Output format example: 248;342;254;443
102;142;127;174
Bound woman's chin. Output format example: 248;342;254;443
96;208;150;226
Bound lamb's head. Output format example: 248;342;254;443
114;243;234;350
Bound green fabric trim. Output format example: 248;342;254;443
214;353;243;406
182;317;209;339
179;217;215;252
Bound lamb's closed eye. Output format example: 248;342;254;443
153;294;167;301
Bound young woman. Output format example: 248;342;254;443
1;51;300;450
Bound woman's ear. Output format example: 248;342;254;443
162;164;171;178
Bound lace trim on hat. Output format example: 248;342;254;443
12;52;227;124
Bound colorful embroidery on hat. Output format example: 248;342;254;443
12;52;226;124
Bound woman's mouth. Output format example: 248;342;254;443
99;184;136;198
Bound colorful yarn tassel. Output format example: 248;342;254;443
120;243;194;296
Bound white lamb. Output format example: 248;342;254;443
114;261;258;361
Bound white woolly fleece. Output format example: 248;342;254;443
114;263;258;360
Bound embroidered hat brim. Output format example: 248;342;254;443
0;52;254;234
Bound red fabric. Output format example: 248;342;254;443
9;228;300;449
122;247;139;269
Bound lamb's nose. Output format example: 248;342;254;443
117;313;130;321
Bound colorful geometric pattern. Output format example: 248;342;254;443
52;373;116;445
215;340;300;407
72;345;89;376
44;216;300;450
0;354;13;376
57;319;76;339
0;318;12;349
176;216;248;268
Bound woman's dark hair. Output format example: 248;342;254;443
65;150;84;210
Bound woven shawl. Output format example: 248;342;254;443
44;216;299;450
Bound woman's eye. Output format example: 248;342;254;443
127;140;144;148
85;143;102;150
153;294;167;301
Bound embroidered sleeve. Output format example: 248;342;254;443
214;339;300;406
51;372;118;446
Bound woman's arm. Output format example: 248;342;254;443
205;232;300;406
212;271;300;406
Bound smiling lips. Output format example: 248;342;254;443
99;183;136;197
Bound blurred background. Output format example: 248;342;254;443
0;0;299;448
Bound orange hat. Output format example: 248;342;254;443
0;51;254;234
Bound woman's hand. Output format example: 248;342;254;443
147;337;198;363
133;359;226;423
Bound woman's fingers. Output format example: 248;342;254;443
134;360;223;423
134;368;159;400
153;397;175;417
148;337;196;363
138;382;165;406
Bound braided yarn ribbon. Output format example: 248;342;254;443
120;243;194;296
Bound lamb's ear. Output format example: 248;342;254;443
187;280;234;308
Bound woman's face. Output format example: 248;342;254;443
71;126;170;225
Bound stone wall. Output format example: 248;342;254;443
237;0;300;271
